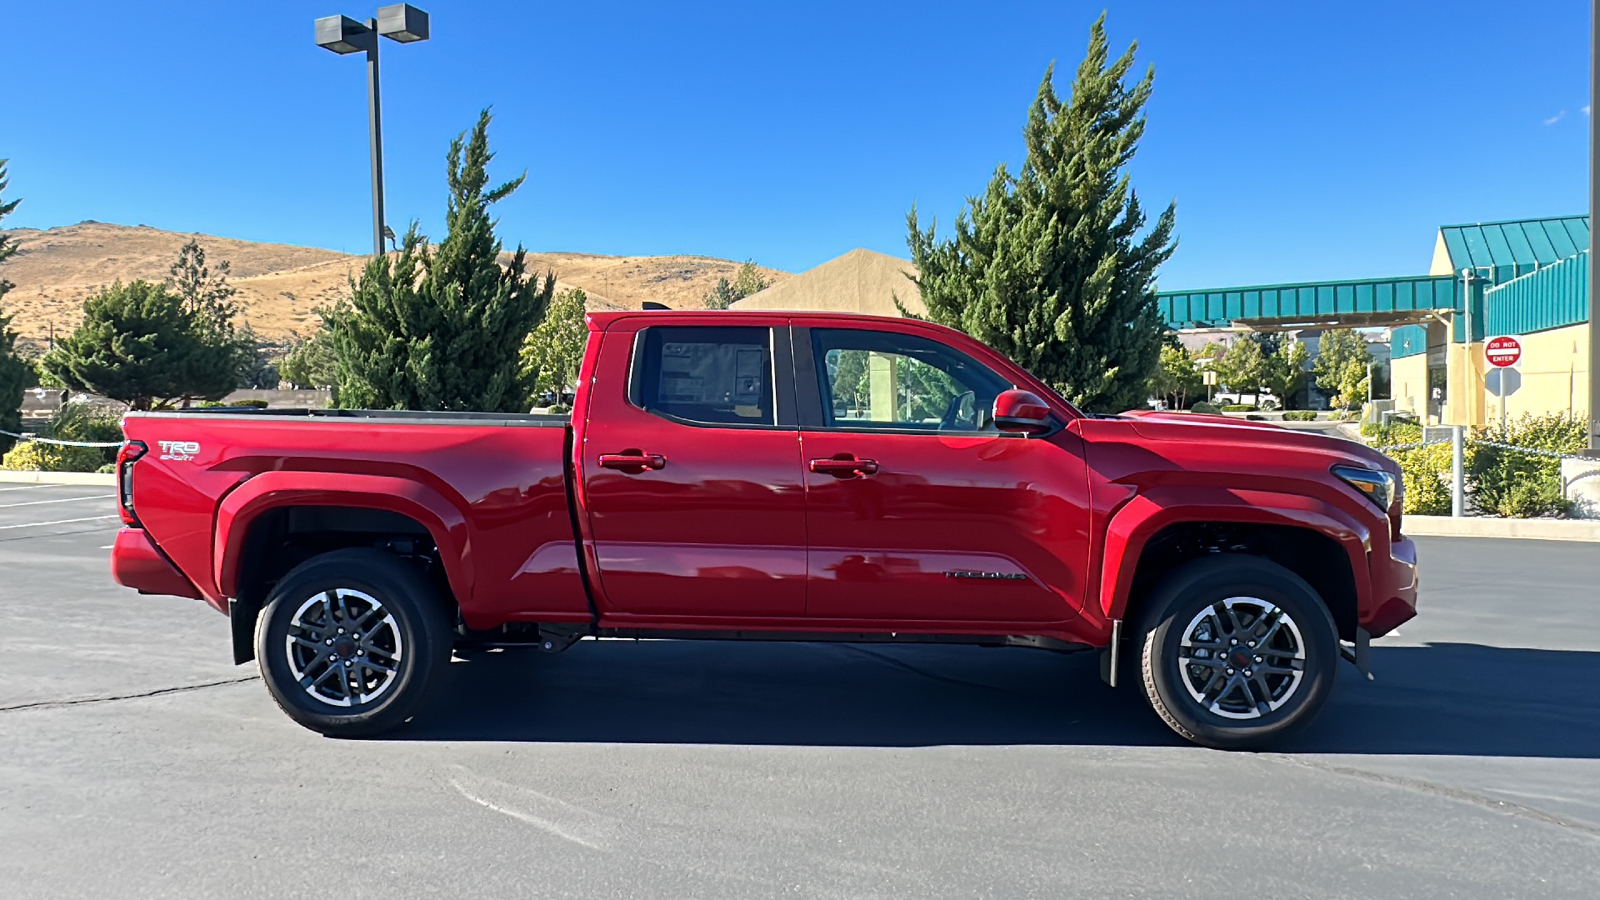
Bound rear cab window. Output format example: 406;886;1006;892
628;325;782;427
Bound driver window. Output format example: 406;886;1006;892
812;329;1009;432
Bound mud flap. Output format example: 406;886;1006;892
1099;619;1123;687
229;596;260;666
1338;627;1372;680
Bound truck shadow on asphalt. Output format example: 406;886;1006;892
395;640;1600;758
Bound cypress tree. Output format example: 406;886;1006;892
906;16;1176;412
42;280;195;411
0;161;27;454
327;109;555;411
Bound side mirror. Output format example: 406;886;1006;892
992;389;1053;435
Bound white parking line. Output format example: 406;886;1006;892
0;484;56;493
0;515;119;531
0;495;116;509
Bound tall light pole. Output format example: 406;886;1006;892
314;4;430;257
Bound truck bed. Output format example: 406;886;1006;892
120;410;589;629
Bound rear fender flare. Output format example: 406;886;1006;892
213;471;472;606
1098;486;1372;625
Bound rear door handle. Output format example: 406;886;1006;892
809;455;879;477
599;452;666;471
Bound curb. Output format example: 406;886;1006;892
0;471;117;486
1403;515;1600;542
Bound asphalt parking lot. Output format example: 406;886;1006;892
1;483;1597;899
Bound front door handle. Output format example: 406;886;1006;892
599;452;666;471
809;455;879;478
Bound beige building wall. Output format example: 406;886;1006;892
1429;233;1456;277
1444;341;1488;428
1391;354;1429;419
1491;324;1590;423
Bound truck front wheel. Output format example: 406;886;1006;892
1137;555;1337;750
255;549;450;738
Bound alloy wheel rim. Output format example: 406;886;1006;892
1176;597;1306;721
285;588;404;708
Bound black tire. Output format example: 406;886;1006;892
255;548;451;738
1137;555;1337;750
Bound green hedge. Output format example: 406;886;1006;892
46;406;124;468
0;441;105;473
1468;413;1586;518
1221;404;1256;412
1190;402;1220;415
1369;412;1587;518
1393;443;1457;516
199;399;270;409
1282;410;1317;421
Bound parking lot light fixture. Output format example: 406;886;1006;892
313;5;430;257
376;4;430;42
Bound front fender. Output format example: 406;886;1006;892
212;471;473;606
1097;485;1373;623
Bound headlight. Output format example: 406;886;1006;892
1333;465;1396;511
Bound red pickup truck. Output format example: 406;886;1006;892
112;310;1418;748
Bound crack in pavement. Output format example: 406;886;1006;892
0;674;260;713
1264;754;1600;841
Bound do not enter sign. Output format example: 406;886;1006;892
1485;336;1522;368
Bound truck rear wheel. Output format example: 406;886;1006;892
255;549;450;738
1137;555;1337;750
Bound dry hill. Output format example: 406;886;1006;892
0;221;790;347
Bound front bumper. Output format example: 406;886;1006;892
1362;535;1418;638
110;527;203;600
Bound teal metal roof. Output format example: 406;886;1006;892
1484;250;1589;336
1156;274;1458;330
1392;323;1429;359
1438;215;1589;284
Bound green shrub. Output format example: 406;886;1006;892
1468;413;1586;518
47;405;125;467
1283;410;1317;422
0;440;105;472
1190;402;1220;415
1390;443;1455;516
1365;421;1422;448
96;462;116;474
201;398;270;409
1221;404;1256;412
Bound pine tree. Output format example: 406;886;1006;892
279;327;338;390
906;16;1176;412
42;281;196;411
0;161;26;454
167;240;251;404
701;260;769;309
327;110;555;411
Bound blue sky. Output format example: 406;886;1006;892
0;0;1590;290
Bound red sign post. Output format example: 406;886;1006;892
1485;336;1522;368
